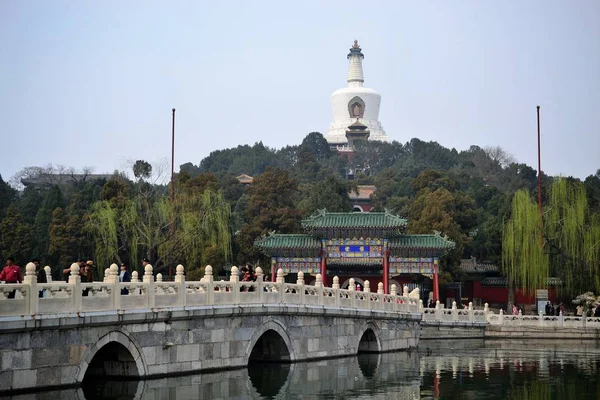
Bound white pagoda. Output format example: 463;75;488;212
325;40;390;146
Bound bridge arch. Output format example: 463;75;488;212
246;319;295;363
356;321;381;353
76;329;147;383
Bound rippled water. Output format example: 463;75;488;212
4;340;600;399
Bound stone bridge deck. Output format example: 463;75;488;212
0;264;423;393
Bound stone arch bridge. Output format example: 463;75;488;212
0;264;421;393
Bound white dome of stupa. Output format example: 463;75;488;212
326;40;389;145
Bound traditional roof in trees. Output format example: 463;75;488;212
301;210;407;237
255;233;321;256
388;234;455;256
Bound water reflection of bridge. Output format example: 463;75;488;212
419;339;600;379
22;352;422;400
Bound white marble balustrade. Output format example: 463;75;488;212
487;308;600;329
0;263;422;317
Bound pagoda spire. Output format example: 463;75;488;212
347;39;364;87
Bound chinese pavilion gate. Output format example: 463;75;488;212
255;211;454;299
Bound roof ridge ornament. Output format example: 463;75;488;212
352;39;360;49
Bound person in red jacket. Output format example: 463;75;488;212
0;257;23;299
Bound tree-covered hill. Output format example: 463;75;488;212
1;132;598;293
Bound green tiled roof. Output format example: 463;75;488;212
254;234;321;251
301;211;407;230
389;234;455;249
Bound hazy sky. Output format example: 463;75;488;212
1;1;599;183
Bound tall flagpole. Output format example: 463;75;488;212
170;108;176;278
536;105;543;246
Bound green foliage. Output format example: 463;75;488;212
502;190;548;292
236;167;302;264
133;160;152;181
300;176;352;214
0;205;34;265
2;132;600;278
407;170;477;268
87;183;231;276
34;185;64;262
0;175;17;220
299;132;332;162
503;178;600;297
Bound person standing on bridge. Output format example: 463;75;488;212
0;257;22;299
63;259;85;282
119;262;131;295
33;259;46;298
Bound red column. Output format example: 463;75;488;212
320;250;328;287
433;257;440;301
383;250;389;295
271;259;276;282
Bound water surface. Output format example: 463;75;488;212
4;340;600;399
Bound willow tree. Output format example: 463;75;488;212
87;188;231;276
503;178;600;298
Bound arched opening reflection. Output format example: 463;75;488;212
357;353;381;378
358;328;379;353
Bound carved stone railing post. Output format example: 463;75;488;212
108;264;120;310
582;312;587;328
276;269;285;303
230;266;240;304
348;278;356;308
156;273;163;282
364;280;371;310
518;309;523;326
419;299;424;313
255;267;264;303
315;274;323;305
297;271;305;304
131;271;139;295
499;309;504;325
296;270;304;285
390;284;398;311
103;268;110;283
143;264;155;308
559;310;564;327
333;276;340;307
539;311;544;327
175;264;185;307
69;263;82;313
403;285;409;297
204;266;214;305
468;302;474;322
451;301;458;321
435;300;442;320
44;266;52;282
23;262;37;315
484;303;489;322
377;282;384;310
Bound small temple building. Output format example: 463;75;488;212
255;211;454;300
326;40;390;148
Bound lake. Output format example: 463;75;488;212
4;339;600;399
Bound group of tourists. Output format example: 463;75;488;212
0;256;153;298
544;302;566;316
